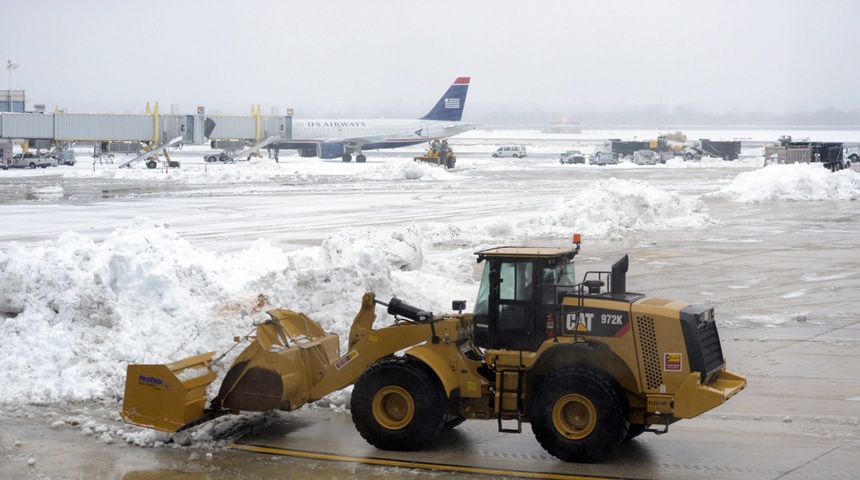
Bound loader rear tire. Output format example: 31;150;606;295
351;357;447;451
530;367;628;463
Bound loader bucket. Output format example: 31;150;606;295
121;351;219;432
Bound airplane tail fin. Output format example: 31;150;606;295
420;77;470;122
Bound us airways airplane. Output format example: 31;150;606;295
271;77;474;162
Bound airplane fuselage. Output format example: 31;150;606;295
267;77;473;161
292;119;474;151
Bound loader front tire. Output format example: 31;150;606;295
351;357;447;451
530;367;628;463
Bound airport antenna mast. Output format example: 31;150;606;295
7;59;20;90
6;60;20;112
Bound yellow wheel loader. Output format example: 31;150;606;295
414;139;456;168
121;238;745;463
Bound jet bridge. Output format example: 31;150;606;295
204;106;292;162
0;103;293;168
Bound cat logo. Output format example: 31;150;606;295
565;312;594;332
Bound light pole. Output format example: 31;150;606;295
6;60;19;112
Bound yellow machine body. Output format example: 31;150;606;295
414;140;456;168
121;352;218;432
121;244;745;463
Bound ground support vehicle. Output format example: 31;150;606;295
844;146;858;167
51;149;77;166
2;152;55;169
596;140;647;160
766;136;849;171
590;152;617;165
414;140;456;168
632;150;658;165
493;145;527;158
121;240;745;463
598;137;685;161
683;140;741;161
559;150;586;164
203;152;237;164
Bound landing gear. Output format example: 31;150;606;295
342;153;352;162
356;154;366;163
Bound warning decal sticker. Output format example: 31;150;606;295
664;352;682;371
335;350;359;370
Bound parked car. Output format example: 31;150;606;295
492;145;527;158
559;150;586;164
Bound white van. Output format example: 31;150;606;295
493;145;527;158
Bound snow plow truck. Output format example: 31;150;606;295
121;237;746;463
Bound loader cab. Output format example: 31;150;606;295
473;246;579;351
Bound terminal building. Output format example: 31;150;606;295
1;90;26;113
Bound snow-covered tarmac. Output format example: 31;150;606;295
1;130;859;479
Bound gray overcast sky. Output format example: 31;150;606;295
2;0;859;123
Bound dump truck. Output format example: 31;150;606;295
597;136;686;160
682;139;742;161
414;139;456;168
121;238;746;463
766;135;849;171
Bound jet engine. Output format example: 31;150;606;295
317;142;345;159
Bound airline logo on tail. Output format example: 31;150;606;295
421;77;470;122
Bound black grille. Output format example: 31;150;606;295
680;305;725;383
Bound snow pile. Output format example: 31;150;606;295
0;219;476;404
355;160;458;181
662;155;764;169
466;157;534;172
65;159;316;184
525;178;717;239
716;164;860;203
61;156;458;184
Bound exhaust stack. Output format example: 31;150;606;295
610;255;628;297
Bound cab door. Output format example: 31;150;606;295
480;259;539;350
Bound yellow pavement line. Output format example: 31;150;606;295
228;443;625;480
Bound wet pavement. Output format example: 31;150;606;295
1;153;858;479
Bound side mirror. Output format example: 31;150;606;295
452;300;466;313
